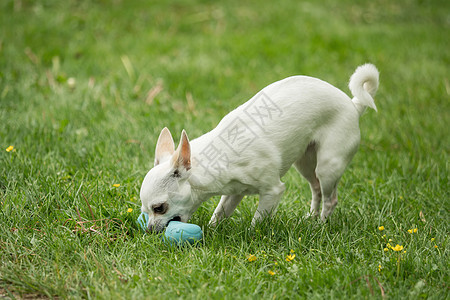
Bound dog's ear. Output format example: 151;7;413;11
171;130;191;171
154;127;175;166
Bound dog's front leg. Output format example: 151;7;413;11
209;194;245;227
251;183;285;226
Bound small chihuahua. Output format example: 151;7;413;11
140;64;379;232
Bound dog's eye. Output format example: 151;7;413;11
152;203;168;214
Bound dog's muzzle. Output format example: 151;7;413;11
147;215;182;233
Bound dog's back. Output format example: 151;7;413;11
198;74;364;177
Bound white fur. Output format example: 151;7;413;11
140;64;379;232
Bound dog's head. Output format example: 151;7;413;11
139;128;195;232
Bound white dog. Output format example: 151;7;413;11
140;64;379;232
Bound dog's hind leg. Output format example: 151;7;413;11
315;135;359;221
316;167;340;222
209;194;244;227
294;142;322;218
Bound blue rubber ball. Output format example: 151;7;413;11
164;221;203;245
137;212;149;232
137;212;203;245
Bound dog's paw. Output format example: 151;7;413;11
208;216;219;228
303;211;319;220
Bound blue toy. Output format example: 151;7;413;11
137;211;150;232
137;212;203;246
164;221;203;245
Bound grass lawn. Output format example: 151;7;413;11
1;0;449;298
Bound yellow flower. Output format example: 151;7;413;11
431;238;435;242
382;234;386;238
388;239;393;242
392;244;404;252
434;245;438;249
113;184;120;187
413;228;418;233
384;248;389;252
268;270;275;276
408;229;413;233
286;254;296;262
378;226;385;231
298;237;302;242
127;208;133;213
6;146;14;152
290;249;295;253
378;265;382;272
247;254;257;262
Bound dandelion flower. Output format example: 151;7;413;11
6;146;14;152
247;254;257;262
113;184;121;187
392;244;404;252
286;254;296;262
127;208;133;213
268;270;275;276
378;226;385;231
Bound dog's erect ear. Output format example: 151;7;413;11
155;127;175;166
171;130;191;171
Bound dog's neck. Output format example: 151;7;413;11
185;132;233;200
184;128;260;205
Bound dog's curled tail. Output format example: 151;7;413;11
349;63;379;116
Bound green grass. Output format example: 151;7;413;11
1;0;449;298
